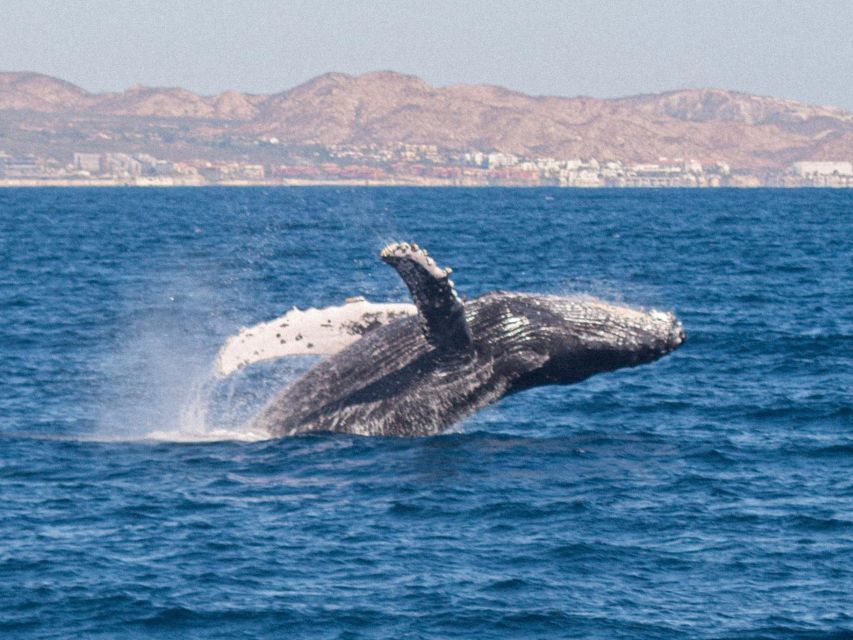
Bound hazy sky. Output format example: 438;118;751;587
2;0;852;109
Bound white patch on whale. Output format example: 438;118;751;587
215;297;416;375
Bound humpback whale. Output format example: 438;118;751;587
249;242;685;437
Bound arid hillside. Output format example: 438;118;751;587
2;70;852;168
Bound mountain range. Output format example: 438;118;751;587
2;70;852;169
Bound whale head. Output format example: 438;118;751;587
502;294;686;388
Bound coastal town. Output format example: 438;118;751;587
1;143;852;188
3;70;853;189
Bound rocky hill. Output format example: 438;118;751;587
2;70;852;169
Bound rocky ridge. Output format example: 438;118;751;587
1;70;852;169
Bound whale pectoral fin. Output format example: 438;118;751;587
380;242;473;353
215;298;417;376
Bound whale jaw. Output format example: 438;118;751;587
493;294;686;389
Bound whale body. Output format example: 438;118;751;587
253;243;685;437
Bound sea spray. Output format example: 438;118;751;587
146;367;274;442
91;252;291;441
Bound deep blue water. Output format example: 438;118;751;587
1;187;851;639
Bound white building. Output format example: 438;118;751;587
463;151;486;167
73;153;102;173
103;153;142;177
791;161;853;177
683;159;703;175
487;152;518;168
560;168;603;187
0;152;42;178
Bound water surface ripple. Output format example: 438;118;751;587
1;188;851;639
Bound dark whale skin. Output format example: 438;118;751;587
255;291;685;437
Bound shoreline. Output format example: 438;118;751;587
1;179;849;189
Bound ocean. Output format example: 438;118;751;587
1;187;851;639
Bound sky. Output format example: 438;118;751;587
2;0;852;110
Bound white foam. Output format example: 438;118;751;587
140;365;281;442
144;425;272;443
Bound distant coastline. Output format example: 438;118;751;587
2;70;853;188
0;173;853;189
2;180;851;188
2;149;852;188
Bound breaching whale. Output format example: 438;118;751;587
239;242;685;437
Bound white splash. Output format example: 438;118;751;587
142;370;274;442
144;425;272;443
